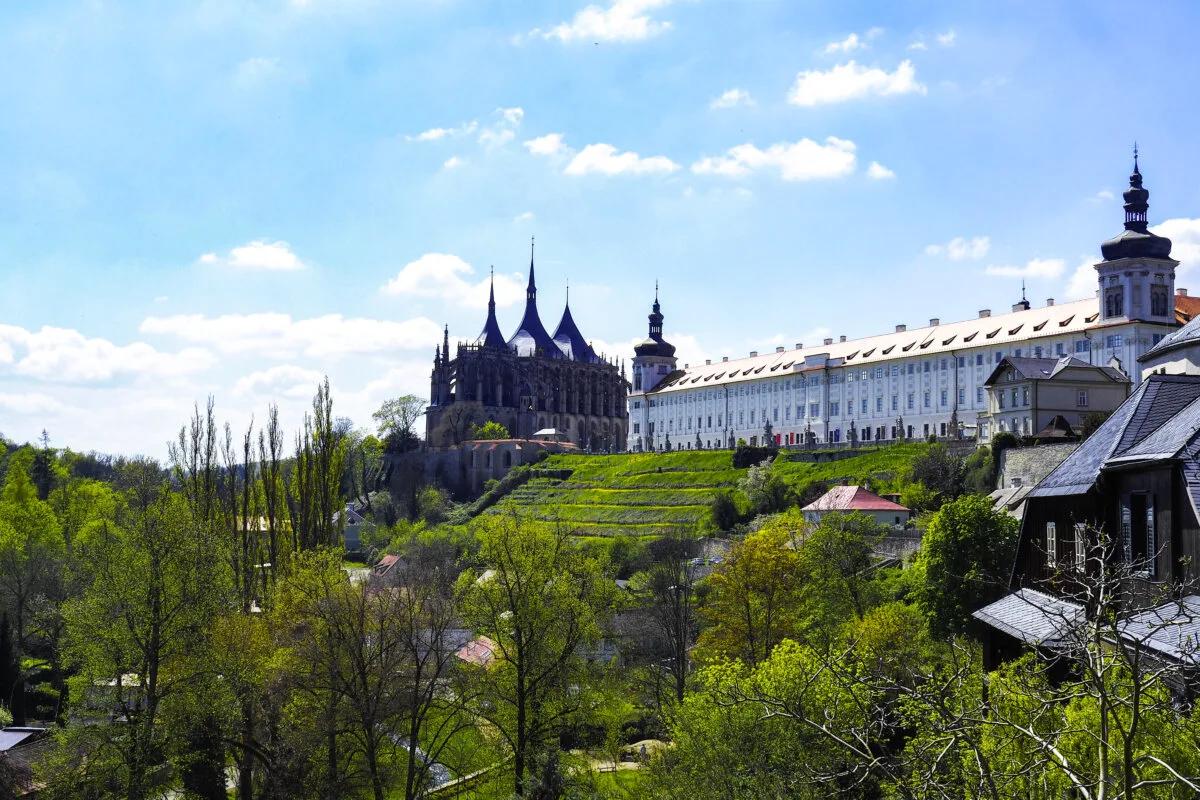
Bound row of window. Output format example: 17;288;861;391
1046;495;1156;578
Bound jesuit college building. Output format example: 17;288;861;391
628;157;1188;452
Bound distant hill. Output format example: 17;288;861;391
483;443;934;540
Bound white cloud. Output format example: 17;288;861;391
564;143;679;176
478;107;524;149
0;392;65;415
407;120;479;142
379;253;526;309
822;28;881;55
1155;218;1200;278
984;258;1065;279
533;0;674;44
524;133;568;157
514;211;535;223
443;156;465;170
140;313;443;359
0;324;214;383
907;40;928;51
788;60;926;106
198;240;307;271
925;235;990;261
590;331;707;367
691;137;857;181
1065;256;1098;299
867;161;895;180
1091;189;1115;203
936;29;957;46
233;365;326;399
709;88;754;110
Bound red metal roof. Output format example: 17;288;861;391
801;485;910;513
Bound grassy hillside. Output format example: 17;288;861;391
485;444;932;539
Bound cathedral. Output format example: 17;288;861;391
425;245;629;451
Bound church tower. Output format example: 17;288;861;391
630;285;677;450
1096;149;1177;324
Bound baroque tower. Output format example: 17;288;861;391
629;285;677;450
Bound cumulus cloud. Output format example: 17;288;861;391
380;253;525;309
139;313;443;359
691;137;857;181
233;365;326;398
907;40;928;51
443;156;465;170
1152;218;1200;278
788;60;925;106
822;27;882;54
478;107;524;148
0;392;66;415
198;240;307;271
564;143;679;176
709;88;754;109
590;332;707;367
1065;256;1099;299
0;324;214;383
936;29;957;46
524;133;568;157
531;0;674;43
925;235;990;261
984;258;1065;279
867;161;895;180
407;120;479;142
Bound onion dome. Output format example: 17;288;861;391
553;283;599;362
475;268;507;349
1101;147;1173;261
634;284;676;357
506;239;562;358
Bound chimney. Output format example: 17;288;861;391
1013;299;1031;312
750;351;758;357
839;335;847;343
795;342;803;349
721;356;728;362
929;318;940;327
978;309;991;318
895;324;906;332
775;346;785;353
1046;298;1055;307
1179;288;1189;297
705;359;711;365
823;337;833;345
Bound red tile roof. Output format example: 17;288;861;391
801;485;910;513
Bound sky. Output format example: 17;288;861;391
3;0;1200;457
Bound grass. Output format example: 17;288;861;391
480;443;934;541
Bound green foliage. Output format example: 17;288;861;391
961;445;995;494
470;420;511;440
908;443;965;507
707;490;742;531
899;481;939;513
1079;409;1113;439
737;457;792;516
913;494;1018;637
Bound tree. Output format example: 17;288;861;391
707;490;742;531
471;420;510;440
289;379;347;550
636;533;699;704
796;511;884;624
698;517;805;666
1080;410;1113;440
458;513;615;796
373;395;426;453
909;443;965;506
913;494;1018;637
737;457;791;516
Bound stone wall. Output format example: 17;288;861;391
996;442;1080;491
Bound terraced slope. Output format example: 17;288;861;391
486;451;736;539
485;443;936;540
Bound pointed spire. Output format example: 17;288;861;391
477;268;506;349
488;265;496;308
527;236;536;295
1133;141;1140;175
565;277;570;307
442;324;450;364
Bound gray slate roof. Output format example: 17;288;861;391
972;588;1084;647
1116;595;1200;665
1141;312;1200;362
1028;374;1200;498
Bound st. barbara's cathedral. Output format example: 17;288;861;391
425;244;629;451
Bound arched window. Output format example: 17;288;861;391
503;451;512;467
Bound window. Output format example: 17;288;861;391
1074;523;1086;572
1010;387;1018;407
1151;284;1168;317
1106;334;1124;349
1105;286;1124;317
907;392;914;410
923;391;930;408
785;406;791;420
875;396;883;412
830;401;840;416
810;403;820;417
940;358;947;370
907;363;915;375
995;351;1003;363
958;388;966;404
1014;348;1023;358
773;408;779;421
861;398;867;413
923;361;930;373
1034;346;1043;358
940;389;947;407
975;353;984;366
749;410;755;423
957;356;966;368
1152;333;1165;345
976;387;984;403
1022;387;1029;405
891;395;898;411
1046;522;1057;567
632;422;640;434
1075;339;1089;354
1056;342;1065;356
1076;390;1089;408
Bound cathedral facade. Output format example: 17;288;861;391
426;247;628;451
628;156;1187;451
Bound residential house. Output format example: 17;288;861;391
979;356;1130;442
801;485;912;528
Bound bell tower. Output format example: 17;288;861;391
1095;148;1177;323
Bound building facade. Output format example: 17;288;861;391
627;157;1182;452
426;246;628;451
979;356;1130;441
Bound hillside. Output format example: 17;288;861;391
485;443;933;539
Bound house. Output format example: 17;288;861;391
334;503;368;553
974;373;1200;683
978;356;1130;442
801;485;912;527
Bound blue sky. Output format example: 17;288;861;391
3;0;1200;456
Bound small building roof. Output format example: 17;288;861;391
972;588;1084;648
1116;595;1200;666
455;635;498;668
801;485;910;513
984;355;1126;387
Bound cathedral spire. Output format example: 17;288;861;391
527;236;536;302
508;237;560;357
476;266;506;349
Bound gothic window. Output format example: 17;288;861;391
1105;287;1124;318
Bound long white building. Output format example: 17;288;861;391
627;157;1187;451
